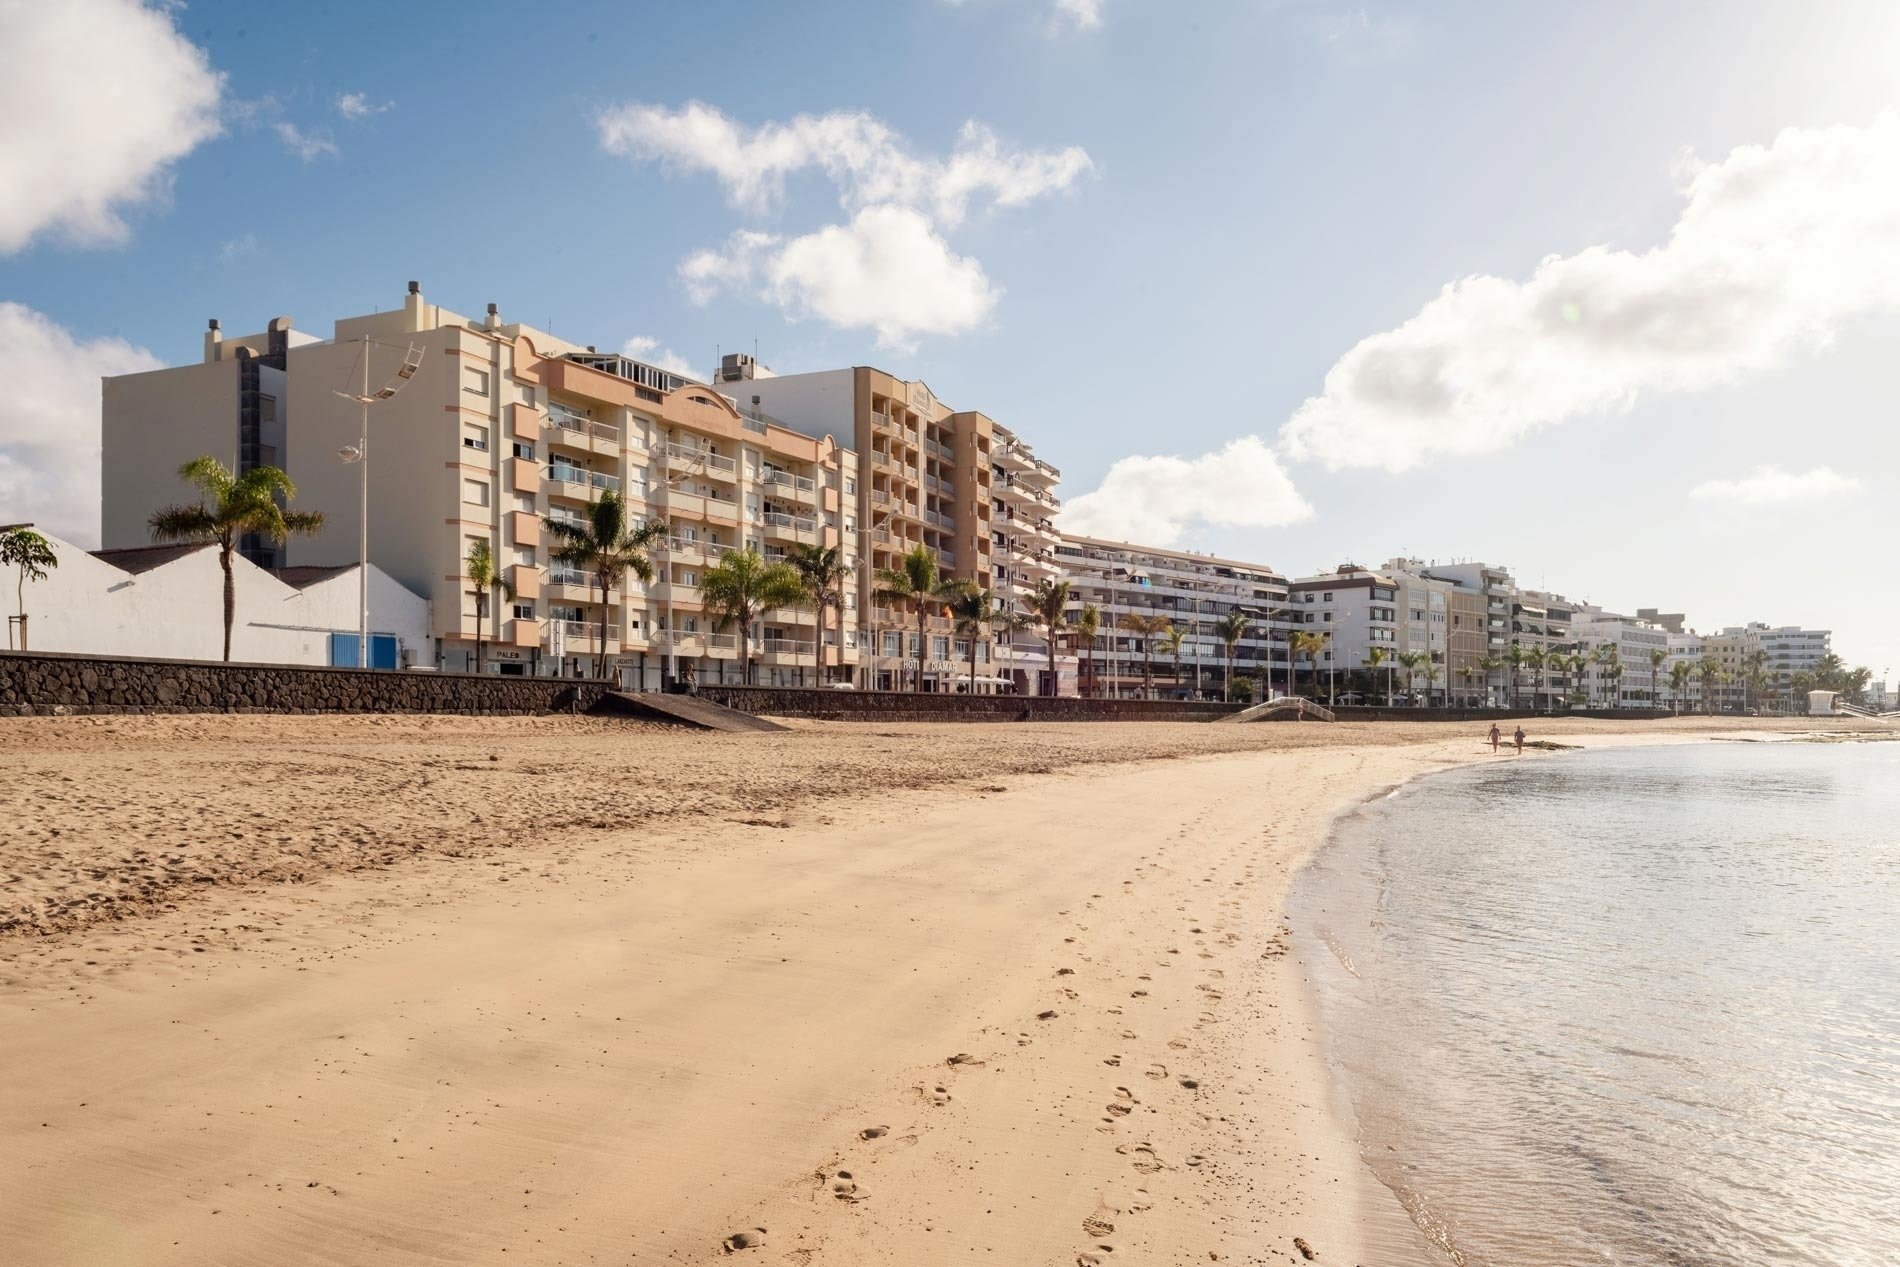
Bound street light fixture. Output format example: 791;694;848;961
334;339;424;670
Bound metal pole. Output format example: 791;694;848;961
359;344;369;669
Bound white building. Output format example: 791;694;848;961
3;529;430;668
1570;609;1670;708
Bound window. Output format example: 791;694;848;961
463;478;490;507
464;424;490;452
883;631;902;657
1323;591;1334;601
932;636;950;660
845;477;857;495
1322;612;1332;622
513;602;535;620
464;367;490;396
512;441;535;460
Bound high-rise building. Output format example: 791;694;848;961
710;356;1004;690
102;284;857;683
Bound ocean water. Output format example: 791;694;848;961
1290;740;1900;1267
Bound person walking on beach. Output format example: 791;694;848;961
1488;723;1501;753
1513;725;1526;755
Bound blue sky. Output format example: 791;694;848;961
2;0;1896;672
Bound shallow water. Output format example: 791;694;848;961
1291;741;1900;1267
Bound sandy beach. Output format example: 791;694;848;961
0;712;1863;1266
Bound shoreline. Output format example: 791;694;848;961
0;715;1870;1265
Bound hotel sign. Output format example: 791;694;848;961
908;380;935;414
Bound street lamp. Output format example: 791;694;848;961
334;339;424;669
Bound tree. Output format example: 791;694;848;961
1525;644;1549;713
948;587;1001;694
545;490;665;679
1074;602;1102;697
1289;630;1330;702
465;537;515;675
1119;611;1171;699
1;527;58;652
1365;645;1391;705
1567;652;1590;708
1422;654;1441;706
1742;648;1768;710
1504;641;1528;710
1591;644;1620;710
788;542;851;687
1158;623;1187;696
1396;649;1427;706
1669;660;1694;715
1648;646;1669;708
1021;578;1074;695
1212;608;1251;702
873;546;974;692
1697;656;1722;714
1478;654;1504;707
700;547;809;684
1459;664;1477;706
148;456;325;662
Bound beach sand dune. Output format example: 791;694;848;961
0;713;1855;1266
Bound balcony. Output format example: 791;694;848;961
554;619;604;645
925;438;953;461
652;579;702;606
662;442;738;477
507;456;540;496
509;402;541;443
546;567;594;598
760;637;816;659
508;510;541;549
762;511;819;541
662;536;730;564
760;468;818;501
508;563;541;600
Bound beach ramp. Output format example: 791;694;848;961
1214;696;1335;724
592;691;789;733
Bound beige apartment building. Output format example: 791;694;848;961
102;284;857;684
712;355;1009;690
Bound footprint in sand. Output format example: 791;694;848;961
858;1125;889;1140
1077;1246;1115;1265
1178;1076;1201;1090
1143;1063;1168;1080
721;1227;768;1252
1081;1211;1116;1237
1166;1037;1189;1051
828;1170;868;1203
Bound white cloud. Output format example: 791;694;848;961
218;232;257;261
1689;465;1862;505
938;0;1104;35
0;0;222;253
680;205;999;351
0;304;162;546
335;92;392;121
595;102;1091;228
1281;112;1900;472
621;337;695;379
273;122;339;162
1060;436;1314;547
600;101;1086;346
1051;0;1104;32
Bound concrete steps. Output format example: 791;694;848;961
592;691;789;733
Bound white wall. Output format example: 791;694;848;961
4;533;431;666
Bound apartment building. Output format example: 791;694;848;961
1570;608;1670;707
1416;560;1516;702
1286;564;1405;701
103;284;858;684
1059;536;1291;698
713;355;1005;690
990;422;1065;681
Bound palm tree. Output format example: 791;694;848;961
787;542;851;687
1648;646;1669;709
1119;611;1170;699
148;456;325;662
545;490;665;679
1021;578;1073;696
1074;602;1103;697
873;545;974;692
1421;655;1441;706
1289;629;1329;702
1365;646;1392;705
1591;644;1620;710
1697;656;1722;714
700;547;809;684
1478;654;1504;707
948;587;1001;694
464;537;515;675
1567;652;1590;707
1;527;58;652
1459;664;1477;706
1212;608;1250;702
1504;641;1528;710
1158;623;1187;697
1524;645;1550;713
1669;660;1694;715
1396;650;1426;706
1742;648;1768;710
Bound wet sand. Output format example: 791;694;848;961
0;713;1857;1266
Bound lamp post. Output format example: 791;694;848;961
334;340;423;669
